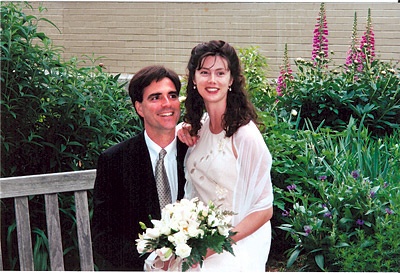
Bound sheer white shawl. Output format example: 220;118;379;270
231;121;273;226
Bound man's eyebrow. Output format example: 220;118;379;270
146;92;161;99
146;90;178;99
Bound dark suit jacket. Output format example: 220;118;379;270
92;132;188;271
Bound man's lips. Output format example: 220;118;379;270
158;111;174;117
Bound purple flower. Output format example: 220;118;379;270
351;170;360;179
323;212;332;219
385;208;393;215
321;203;327;208
356;219;364;226
287;184;296;191
383;182;389;188
318;175;327;181
304;225;313;236
369;191;376;198
282;210;290;217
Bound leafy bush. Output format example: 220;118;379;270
1;2;141;177
1;2;141;270
238;46;275;112
276;57;400;137
266;118;400;271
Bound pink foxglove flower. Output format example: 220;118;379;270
312;2;329;63
359;8;375;65
345;12;360;67
276;43;293;96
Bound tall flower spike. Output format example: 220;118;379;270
359;8;375;65
311;2;329;64
276;43;293;96
345;12;359;67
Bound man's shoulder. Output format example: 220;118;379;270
102;132;145;156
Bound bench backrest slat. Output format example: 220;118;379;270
75;190;94;271
45;193;65;271
0;169;96;271
14;196;34;271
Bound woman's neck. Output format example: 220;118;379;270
205;104;225;134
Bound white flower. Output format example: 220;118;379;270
169;230;188;245
136;238;150;253
145;227;160;239
218;225;230;237
152;219;172;236
156;247;173;261
175;243;192;258
137;198;235;271
291;109;298;116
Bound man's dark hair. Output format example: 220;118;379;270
128;65;181;123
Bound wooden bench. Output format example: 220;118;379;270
0;169;96;271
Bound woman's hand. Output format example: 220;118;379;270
177;124;199;146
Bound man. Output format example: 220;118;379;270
92;65;188;270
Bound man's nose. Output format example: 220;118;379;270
162;96;171;106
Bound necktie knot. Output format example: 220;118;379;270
159;148;167;160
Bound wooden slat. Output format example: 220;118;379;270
0;170;96;199
75;191;94;271
0;234;3;271
14;197;34;271
45;193;65;271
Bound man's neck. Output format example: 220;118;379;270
145;130;176;148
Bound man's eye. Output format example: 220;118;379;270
150;95;160;101
170;94;178;99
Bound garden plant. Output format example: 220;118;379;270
1;2;399;271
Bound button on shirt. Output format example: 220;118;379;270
144;131;178;203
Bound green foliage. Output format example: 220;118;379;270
1;2;141;270
237;46;275;112
1;2;141;177
265;118;400;271
275;56;400;137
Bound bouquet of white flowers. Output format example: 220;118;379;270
136;198;236;271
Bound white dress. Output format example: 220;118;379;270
184;116;273;272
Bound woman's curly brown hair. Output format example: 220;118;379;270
184;40;259;137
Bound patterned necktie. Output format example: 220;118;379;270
155;148;171;210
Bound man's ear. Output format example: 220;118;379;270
135;101;144;118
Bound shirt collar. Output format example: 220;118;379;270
144;130;177;161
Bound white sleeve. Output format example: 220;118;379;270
232;121;274;225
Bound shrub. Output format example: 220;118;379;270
267;118;400;271
274;4;400;138
1;2;141;177
237;46;275;113
1;2;141;270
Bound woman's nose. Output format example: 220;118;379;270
208;73;216;83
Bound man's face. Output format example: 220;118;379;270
135;78;180;136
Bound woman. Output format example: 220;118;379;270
180;40;274;271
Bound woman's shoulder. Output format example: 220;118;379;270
236;120;261;136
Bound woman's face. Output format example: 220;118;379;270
193;55;233;107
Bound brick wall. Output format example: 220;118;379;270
30;1;399;79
